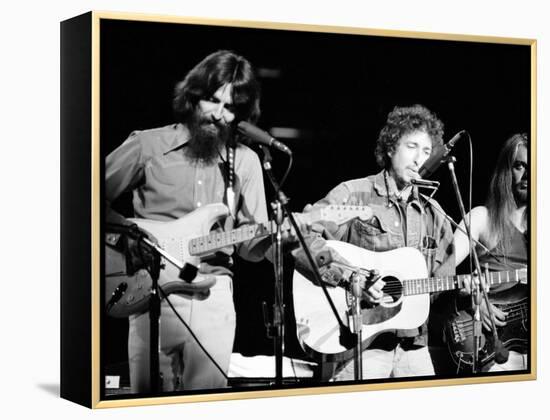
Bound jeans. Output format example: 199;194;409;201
333;344;435;380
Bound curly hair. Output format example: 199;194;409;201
173;50;261;124
374;104;445;168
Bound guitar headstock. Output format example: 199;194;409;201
317;205;374;225
517;267;528;284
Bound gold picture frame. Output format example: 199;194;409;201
60;10;536;408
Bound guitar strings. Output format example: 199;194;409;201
453;304;527;328
370;277;522;296
452;302;528;334
463;301;527;318
454;313;526;333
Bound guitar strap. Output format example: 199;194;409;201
225;144;236;218
417;195;439;277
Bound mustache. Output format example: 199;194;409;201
515;179;528;187
197;116;228;129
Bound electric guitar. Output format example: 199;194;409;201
292;240;528;362
106;202;373;318
444;286;529;371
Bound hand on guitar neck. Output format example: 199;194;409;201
266;203;353;265
459;270;508;331
287;203;374;243
274;204;325;246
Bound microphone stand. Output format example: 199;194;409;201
106;225;194;394
444;156;504;373
259;146;358;384
259;147;285;386
131;235;163;394
148;249;161;394
349;273;363;380
270;199;285;385
105;223;162;393
138;237;202;392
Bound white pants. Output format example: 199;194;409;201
486;351;528;372
333;345;435;381
128;275;236;392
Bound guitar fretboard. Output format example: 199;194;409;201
188;222;272;256
403;269;526;296
188;205;372;256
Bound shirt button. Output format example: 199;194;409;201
197;202;202;207
197;180;202;185
394;221;400;227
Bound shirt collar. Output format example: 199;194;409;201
163;123;191;155
373;170;391;197
374;169;422;208
163;123;229;163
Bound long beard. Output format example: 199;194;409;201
186;113;232;164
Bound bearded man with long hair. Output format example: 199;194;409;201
453;133;529;371
105;51;269;392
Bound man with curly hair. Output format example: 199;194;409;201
294;104;455;380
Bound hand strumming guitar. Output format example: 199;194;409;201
361;273;385;306
460;270;508;331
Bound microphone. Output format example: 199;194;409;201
418;130;468;178
236;121;292;155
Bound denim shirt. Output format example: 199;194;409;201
299;170;455;346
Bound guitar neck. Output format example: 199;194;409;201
403;269;525;296
188;205;371;256
188;221;272;256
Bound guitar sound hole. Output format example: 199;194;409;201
381;276;402;303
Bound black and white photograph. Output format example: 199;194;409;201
93;13;534;404
6;0;550;417
0;0;550;420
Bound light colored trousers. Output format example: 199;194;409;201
128;275;235;392
486;351;528;372
333;345;435;380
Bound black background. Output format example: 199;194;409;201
100;18;530;377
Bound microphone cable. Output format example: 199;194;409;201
160;287;230;382
279;152;293;189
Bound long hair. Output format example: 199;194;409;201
375;104;444;169
173;50;261;125
486;133;529;249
